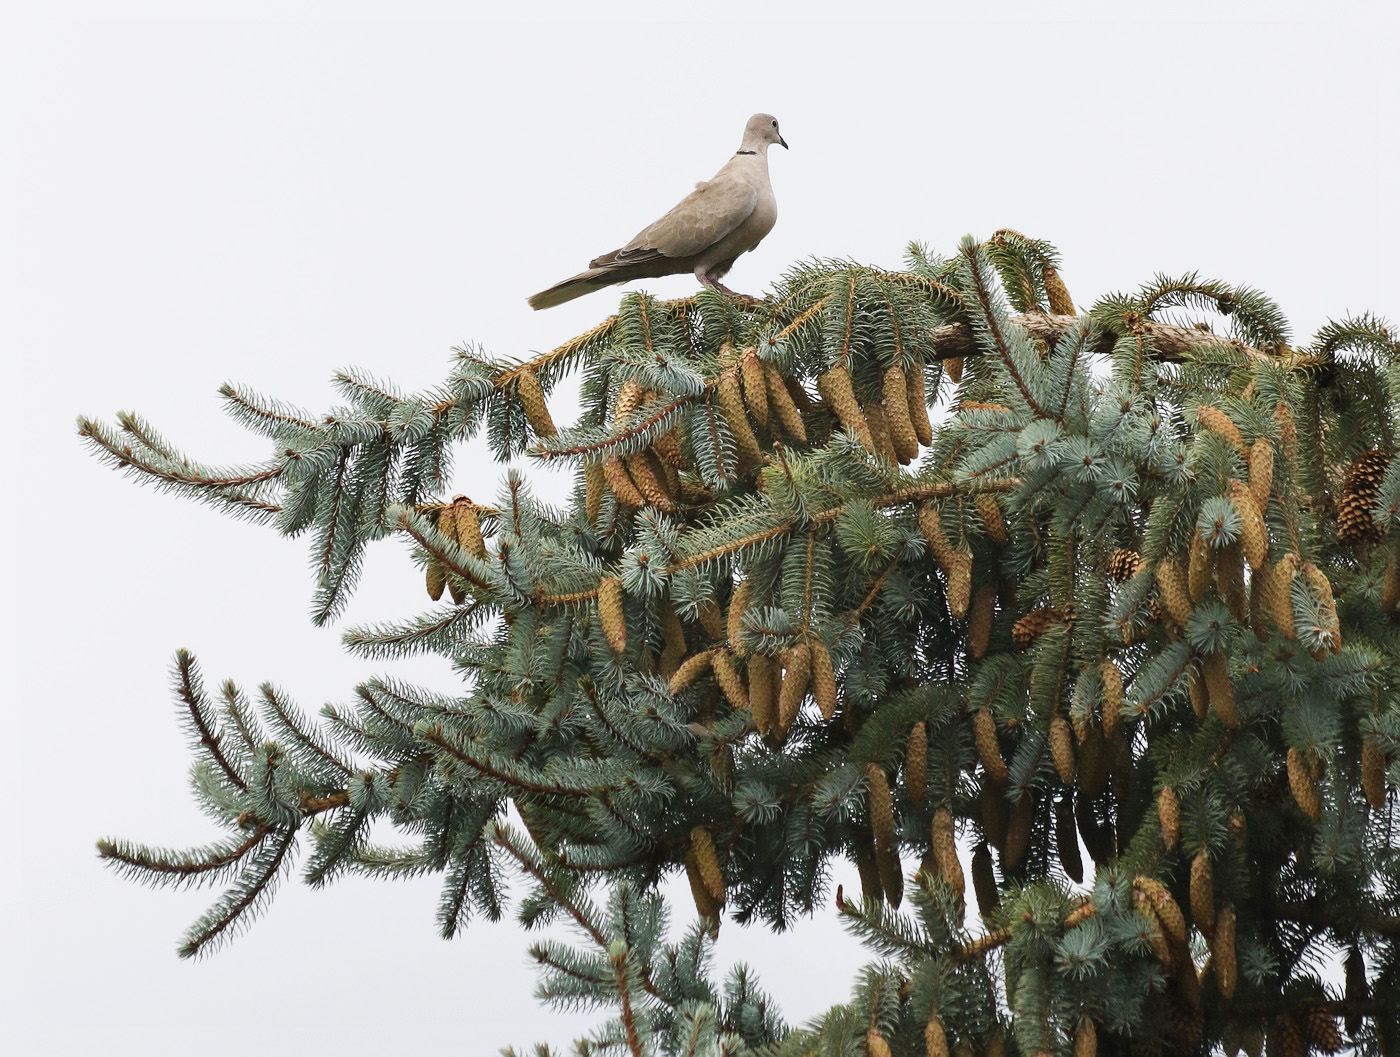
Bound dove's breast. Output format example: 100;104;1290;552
694;168;777;278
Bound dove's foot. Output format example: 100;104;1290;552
699;275;758;301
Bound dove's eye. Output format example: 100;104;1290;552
771;121;778;128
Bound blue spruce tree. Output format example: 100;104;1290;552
82;231;1400;1056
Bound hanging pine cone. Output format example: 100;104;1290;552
1302;1005;1343;1054
1107;548;1145;582
1269;1015;1307;1057
1338;448;1390;546
1158;786;1180;850
1012;606;1070;647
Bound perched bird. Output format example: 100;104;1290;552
528;114;787;310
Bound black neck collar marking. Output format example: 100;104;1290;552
735;149;757;155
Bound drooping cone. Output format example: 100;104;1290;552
776;645;811;736
1212;905;1237;998
1229;479;1269;572
1338;448;1390;546
924;1012;950;1057
865;1029;893;1057
597;576;627;652
969;584;997;658
906;721;927;803
1188;530;1214;602
1248;437;1275;510
1050;715;1076;783
817;364;874;452
690;826;725;903
809;640;838;720
603;457;645;509
1269;1015;1307;1057
1196;404;1246;453
1190;849;1215;938
1107;548;1144;582
1135;876;1187;944
918;503;957;569
614;378;644;422
1044;265;1075;315
453;498;489;559
584;462;606;523
763;364;808;442
1100;659;1125;739
974;707;1008;782
1274;401;1298;464
747;653;776;734
1013;606;1063;647
977;494;1009;545
626;453;675;511
1156;557;1193;627
906;357;934;445
710;650;749;712
1302;1005;1343;1054
516;367;557;437
1344;947;1367;1035
1003;794;1033;872
1287;747;1322;822
971;843;999;917
669;649;716;694
1362;733;1387;810
1158;786;1180;850
738;349;768;427
726;580;751;653
867;764;894;849
425;560;447;601
716;370;764;465
1266;552;1300;638
930;807;964;896
1203;652;1238;727
882;364;920;462
945;547;974;619
1187;662;1209;721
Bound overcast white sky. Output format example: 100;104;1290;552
6;1;1399;1053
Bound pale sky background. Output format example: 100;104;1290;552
6;1;1399;1053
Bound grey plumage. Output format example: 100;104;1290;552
528;114;787;310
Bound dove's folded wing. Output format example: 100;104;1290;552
590;176;759;269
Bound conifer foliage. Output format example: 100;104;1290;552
81;231;1400;1055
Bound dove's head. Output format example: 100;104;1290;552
742;113;788;152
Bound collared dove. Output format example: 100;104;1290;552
528;114;787;310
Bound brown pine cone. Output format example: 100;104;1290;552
1012;606;1064;647
516;367;557;437
1249;437;1275;510
1107;547;1145;582
974;706;1008;783
1158;786;1181;850
1302;1005;1343;1054
1196;404;1246;452
1190;848;1215;938
1212;906;1237;999
1362;733;1387;810
1288;747;1322;822
1338;448;1390;546
906;721;928;803
597;576;627;653
930;807;964;896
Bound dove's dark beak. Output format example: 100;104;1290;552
779;134;789;150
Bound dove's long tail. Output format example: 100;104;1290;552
528;270;623;311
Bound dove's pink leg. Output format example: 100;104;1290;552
698;271;743;297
